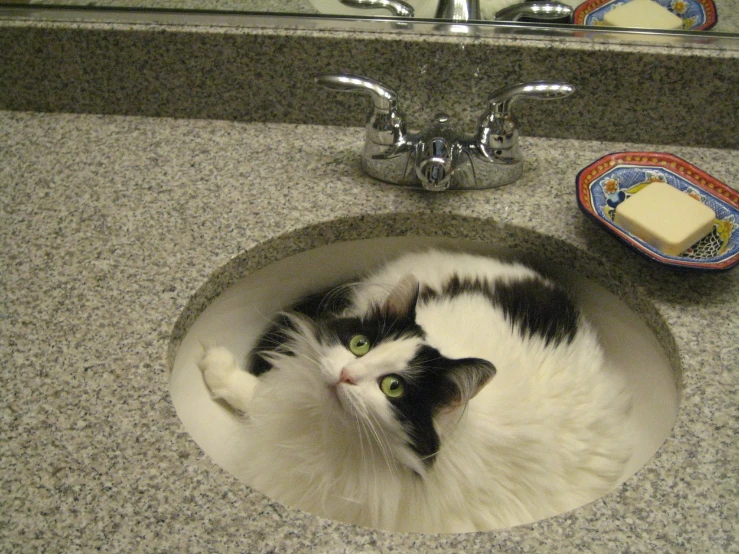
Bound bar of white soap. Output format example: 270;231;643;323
614;181;716;256
603;0;683;29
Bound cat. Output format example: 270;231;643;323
198;249;631;533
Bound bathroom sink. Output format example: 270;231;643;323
169;235;679;531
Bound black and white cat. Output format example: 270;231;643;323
199;249;631;533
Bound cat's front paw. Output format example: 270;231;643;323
198;346;257;413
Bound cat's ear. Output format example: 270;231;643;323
382;274;420;319
443;358;496;408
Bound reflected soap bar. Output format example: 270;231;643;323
602;0;683;29
614;181;716;256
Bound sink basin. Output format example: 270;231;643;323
169;235;679;531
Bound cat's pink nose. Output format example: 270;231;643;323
339;368;356;385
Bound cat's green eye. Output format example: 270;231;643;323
349;334;371;356
380;375;405;399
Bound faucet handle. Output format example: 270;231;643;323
316;74;407;149
477;81;574;157
315;74;398;111
486;81;575;116
494;2;573;23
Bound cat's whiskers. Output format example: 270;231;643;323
338;389;375;483
350;408;369;465
343;386;401;478
360;400;402;478
351;406;385;497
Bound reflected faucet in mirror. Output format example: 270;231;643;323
5;0;730;32
340;0;415;16
435;0;480;19
340;0;574;22
316;74;575;191
495;1;573;22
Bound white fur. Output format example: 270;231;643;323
198;346;257;413
199;250;631;533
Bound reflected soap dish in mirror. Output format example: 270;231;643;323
573;0;717;30
576;152;739;271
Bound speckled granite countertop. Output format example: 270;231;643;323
1;110;737;552
2;15;738;151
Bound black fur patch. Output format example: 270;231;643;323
316;303;425;354
492;277;579;346
249;283;424;375
248;285;354;376
389;345;494;467
421;274;579;346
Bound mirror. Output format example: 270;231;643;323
4;0;737;34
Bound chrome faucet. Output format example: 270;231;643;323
340;0;482;18
494;2;573;22
315;74;575;191
338;0;572;23
339;0;415;17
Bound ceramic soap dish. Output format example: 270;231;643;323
576;152;739;271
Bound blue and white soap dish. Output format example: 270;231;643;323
576;152;739;271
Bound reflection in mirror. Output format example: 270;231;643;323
5;0;738;32
572;0;717;30
339;0;416;17
495;2;572;23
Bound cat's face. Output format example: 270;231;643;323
295;275;497;476
316;314;431;474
